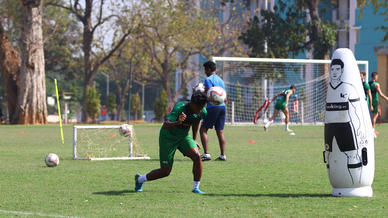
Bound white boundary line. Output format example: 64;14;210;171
0;209;80;218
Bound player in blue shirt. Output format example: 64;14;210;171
200;61;227;161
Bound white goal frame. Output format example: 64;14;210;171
73;125;150;160
211;56;369;125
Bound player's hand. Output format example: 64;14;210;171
370;106;374;112
178;112;186;124
195;140;201;149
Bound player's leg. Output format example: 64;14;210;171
215;130;226;161
135;137;176;192
200;107;217;161
135;166;173;192
283;108;292;132
144;166;173;180
372;112;379;134
264;109;278;131
180;136;205;194
200;126;211;160
371;102;379;135
185;148;202;182
214;106;226;161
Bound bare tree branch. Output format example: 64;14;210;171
46;1;84;21
92;29;131;74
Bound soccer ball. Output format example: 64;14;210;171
119;124;131;137
193;83;205;93
207;86;226;105
45;153;59;167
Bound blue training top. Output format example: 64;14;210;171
204;74;226;108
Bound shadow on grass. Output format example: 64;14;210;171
205;193;332;198
93;190;332;198
93;190;134;196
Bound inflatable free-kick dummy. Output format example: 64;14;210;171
323;48;374;197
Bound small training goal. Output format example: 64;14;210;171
73;125;150;160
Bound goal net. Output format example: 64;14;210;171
73;125;150;160
212;57;368;125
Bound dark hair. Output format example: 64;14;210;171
360;71;366;76
372;72;378;78
331;59;344;68
191;92;208;107
203;61;216;72
290;84;296;90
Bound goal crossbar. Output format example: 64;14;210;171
212;56;369;76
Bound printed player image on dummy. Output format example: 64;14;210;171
323;48;375;197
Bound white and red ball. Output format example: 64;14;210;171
45;153;59;167
207;86;226;105
119;124;131;137
193;83;205;93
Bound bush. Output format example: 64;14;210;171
106;93;117;119
130;93;143;120
85;86;101;122
154;90;168;122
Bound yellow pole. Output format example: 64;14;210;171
55;79;64;144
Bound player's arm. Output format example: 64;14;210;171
204;79;211;93
376;83;388;101
162;112;186;129
367;90;373;111
270;92;281;102
191;120;201;149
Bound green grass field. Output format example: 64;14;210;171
1;123;388;217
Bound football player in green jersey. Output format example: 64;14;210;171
360;71;373;112
135;92;208;194
369;72;388;136
264;85;296;132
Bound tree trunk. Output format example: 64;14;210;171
306;0;324;59
15;0;47;124
81;0;94;122
116;79;130;121
161;61;174;109
0;22;20;123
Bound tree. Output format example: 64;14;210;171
85;86;100;123
102;35;151;121
43;4;82;82
0;21;20;123
154;90;168;122
106;93;117;120
240;0;337;60
138;0;218;103
14;0;47;124
200;0;249;58
1;0;80;123
130;93;142;120
295;0;337;59
47;0;139;122
358;0;388;42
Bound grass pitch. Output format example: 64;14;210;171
1;124;388;217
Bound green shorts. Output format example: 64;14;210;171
275;100;286;111
159;134;197;167
372;102;379;114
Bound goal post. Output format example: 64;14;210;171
211;56;368;125
73;125;150;160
